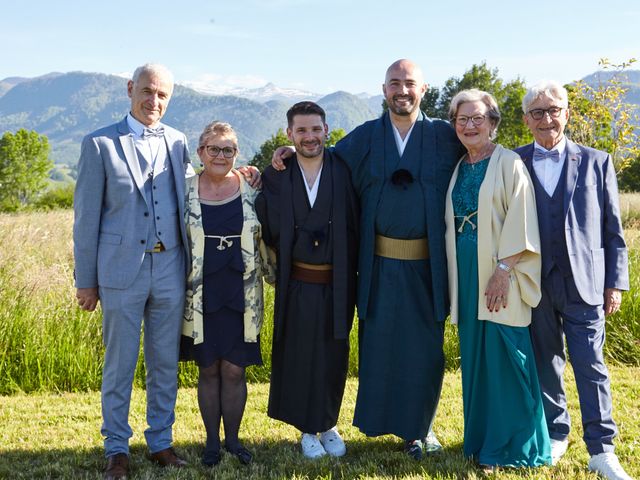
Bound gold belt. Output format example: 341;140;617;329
375;234;429;260
145;241;165;253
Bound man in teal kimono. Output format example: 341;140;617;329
274;59;464;459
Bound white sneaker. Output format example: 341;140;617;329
424;429;443;454
588;452;633;480
550;438;569;465
301;433;326;459
320;426;346;457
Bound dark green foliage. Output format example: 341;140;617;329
619;154;640;191
33;184;75;210
435;62;532;149
420;86;441;118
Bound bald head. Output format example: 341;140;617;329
385;59;425;86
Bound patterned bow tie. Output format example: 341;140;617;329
533;147;560;162
142;126;165;139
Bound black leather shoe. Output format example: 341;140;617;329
202;446;221;467
227;445;253;465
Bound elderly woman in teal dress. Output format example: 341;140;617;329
444;89;551;468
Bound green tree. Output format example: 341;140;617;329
250;129;291;172
420;86;441;118
436;62;532;149
566;58;640;185
326;128;346;146
0;129;52;211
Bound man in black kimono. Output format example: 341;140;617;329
255;102;359;459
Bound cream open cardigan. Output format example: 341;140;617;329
445;144;542;327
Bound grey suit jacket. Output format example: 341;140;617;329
515;140;629;305
73;117;192;290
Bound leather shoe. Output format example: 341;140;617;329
149;447;188;468
202;446;221;467
104;453;129;480
226;444;253;465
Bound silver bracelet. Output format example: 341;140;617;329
497;261;512;273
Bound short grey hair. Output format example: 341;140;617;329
198;121;238;149
131;63;174;88
522;80;568;113
448;88;501;139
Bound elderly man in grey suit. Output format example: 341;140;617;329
515;81;631;480
74;63;192;480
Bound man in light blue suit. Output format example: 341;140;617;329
74;63;193;480
516;81;631;480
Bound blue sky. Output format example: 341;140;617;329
1;0;638;95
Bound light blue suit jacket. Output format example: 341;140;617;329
73;117;191;290
516;140;629;305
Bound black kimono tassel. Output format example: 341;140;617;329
391;169;414;190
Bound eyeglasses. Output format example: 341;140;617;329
527;107;564;120
454;115;486;127
201;145;237;158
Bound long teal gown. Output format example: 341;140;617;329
452;158;551;467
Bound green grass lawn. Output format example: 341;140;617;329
1;367;638;480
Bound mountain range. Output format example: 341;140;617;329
0;72;383;168
1;70;638;173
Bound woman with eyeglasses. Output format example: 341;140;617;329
444;89;551;469
181;121;270;467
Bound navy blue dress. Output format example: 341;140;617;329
181;192;262;368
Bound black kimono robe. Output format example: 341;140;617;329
256;150;359;433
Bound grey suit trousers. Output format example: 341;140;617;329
99;246;185;456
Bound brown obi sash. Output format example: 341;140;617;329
291;261;333;284
374;234;429;260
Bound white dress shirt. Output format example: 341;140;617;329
532;137;567;196
126;113;165;174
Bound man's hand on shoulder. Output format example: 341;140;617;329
76;287;99;312
272;146;295;171
237;165;262;189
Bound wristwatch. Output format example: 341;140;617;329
497;261;512;273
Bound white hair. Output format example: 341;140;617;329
131;63;174;87
522;80;568;113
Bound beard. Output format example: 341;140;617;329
295;140;323;159
387;94;419;116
